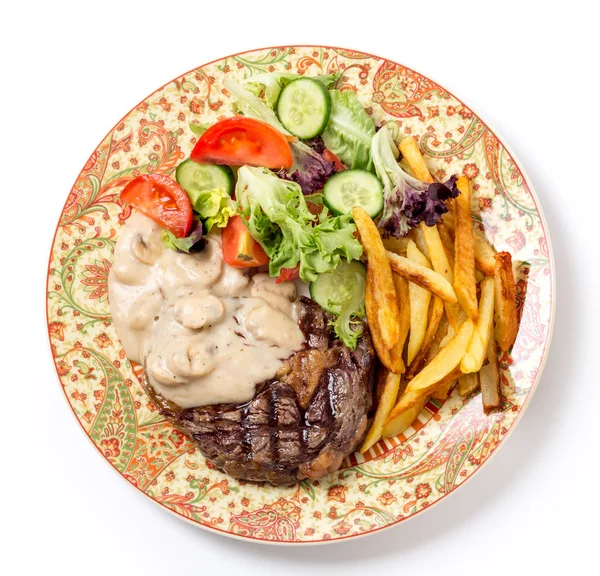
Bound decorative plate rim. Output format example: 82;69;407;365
46;44;555;545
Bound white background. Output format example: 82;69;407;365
2;1;599;574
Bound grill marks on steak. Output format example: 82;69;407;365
140;296;374;485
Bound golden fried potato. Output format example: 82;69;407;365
353;207;400;349
493;252;519;351
382;397;428;439
436;221;455;268
385;320;475;420
399;137;434;183
360;369;402;453
420;223;461;330
406;296;444;379
461;277;495;373
386;250;457;303
431;366;462;400
442;212;496;276
365;270;399;373
406;240;433;365
454;176;479;321
392;273;411;373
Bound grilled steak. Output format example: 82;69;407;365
141;296;375;486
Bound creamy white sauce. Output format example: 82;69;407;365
108;212;305;408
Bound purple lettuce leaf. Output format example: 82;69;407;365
379;176;460;237
279;137;337;195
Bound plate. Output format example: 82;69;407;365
46;45;554;544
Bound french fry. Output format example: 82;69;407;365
360;369;401;453
386;250;457;303
385;320;475;421
437;221;455;268
413;225;430;261
458;372;480;397
382;397;428;439
442;212;496;276
480;340;500;414
461;277;495;373
399;137;434;183
406;296;444;378
493;252;518;351
431;366;462;400
392;274;411;373
406;241;433;365
365;270;398;372
420;223;461;330
353;207;400;349
454;176;479;321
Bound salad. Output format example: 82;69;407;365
120;73;460;349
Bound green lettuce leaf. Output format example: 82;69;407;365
188;187;236;232
322;90;375;171
188;121;212;136
235;166;362;283
162;220;204;253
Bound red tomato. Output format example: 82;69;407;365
276;265;300;284
120;174;193;238
323;148;345;171
191;117;293;169
221;215;269;268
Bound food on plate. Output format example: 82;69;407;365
461;277;495;373
406;295;444;379
386;320;475;420
480;340;501;413
360;368;401;453
406;240;433;365
386;250;457;303
453;176;479;322
494;252;519;351
353;206;400;350
458;371;480;397
109;72;520;484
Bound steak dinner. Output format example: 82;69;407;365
141;298;374;486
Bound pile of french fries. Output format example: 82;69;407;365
356;139;519;454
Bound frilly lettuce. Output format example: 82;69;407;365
235;166;362;283
372;125;459;237
322;90;375;171
188;186;236;232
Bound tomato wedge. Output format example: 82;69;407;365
191;117;293;169
276;265;300;284
323;148;345;172
120;174;193;238
221;215;269;268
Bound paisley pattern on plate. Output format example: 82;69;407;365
47;46;553;543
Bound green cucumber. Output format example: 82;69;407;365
175;159;234;203
276;78;331;139
323;169;383;218
309;260;366;315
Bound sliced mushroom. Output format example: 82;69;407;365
174;294;224;329
131;231;164;265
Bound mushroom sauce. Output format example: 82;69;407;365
108;212;305;408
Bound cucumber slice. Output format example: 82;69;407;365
276;78;331;139
175;159;234;204
323;169;384;218
309;260;366;315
